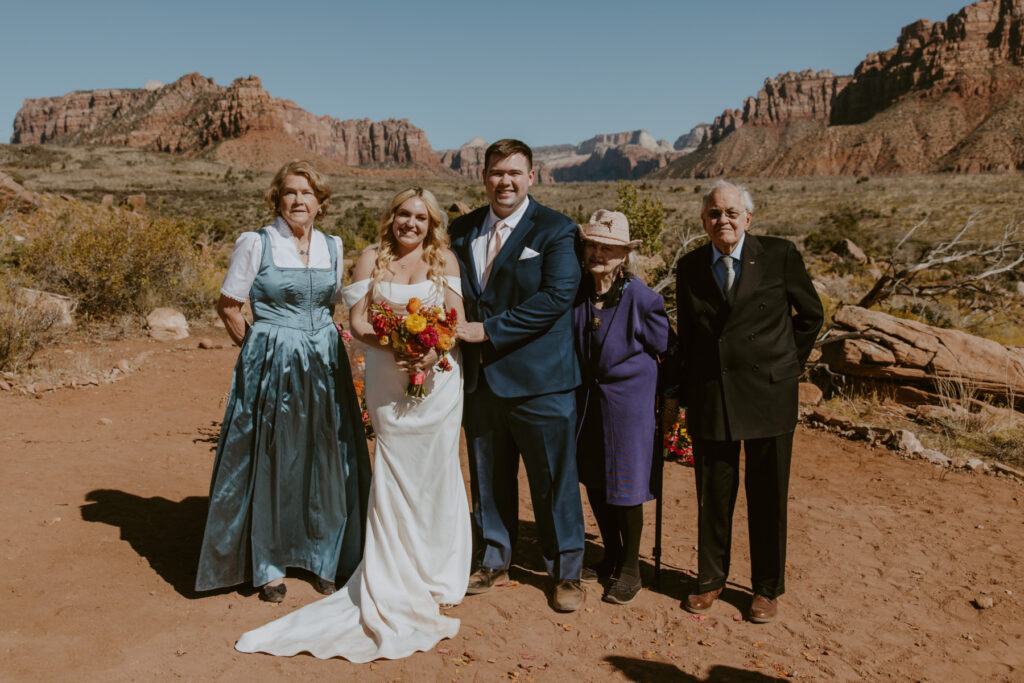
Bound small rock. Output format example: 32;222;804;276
951;457;967;469
100;194;114;208
98;417;113;425
198;337;216;349
829;238;868;265
34;382;54;393
0;379;10;391
798;382;823;406
122;193;146;213
920;448;952;467
888;429;924;455
146;307;189;341
115;359;132;373
851;425;875;441
1016;281;1024;298
973;596;994;609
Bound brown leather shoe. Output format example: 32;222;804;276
749;594;778;623
683;587;722;614
465;567;509;595
551;579;585;612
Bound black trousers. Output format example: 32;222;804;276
692;432;793;599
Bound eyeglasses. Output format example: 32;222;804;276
706;208;746;220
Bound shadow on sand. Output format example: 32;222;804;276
80;489;221;600
606;657;783;682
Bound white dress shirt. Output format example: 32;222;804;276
471;197;531;285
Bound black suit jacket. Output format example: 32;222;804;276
674;234;823;441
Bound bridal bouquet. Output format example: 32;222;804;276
664;408;694;467
369;297;457;397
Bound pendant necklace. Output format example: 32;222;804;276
589;276;628;330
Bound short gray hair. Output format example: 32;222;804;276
701;179;754;214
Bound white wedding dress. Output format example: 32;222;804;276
235;277;471;662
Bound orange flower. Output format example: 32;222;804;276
406;297;422;314
437;331;454;351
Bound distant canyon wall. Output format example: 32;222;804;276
12;73;440;170
659;0;1024;178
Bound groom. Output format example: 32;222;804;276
452;139;586;612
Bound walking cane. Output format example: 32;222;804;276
652;391;664;589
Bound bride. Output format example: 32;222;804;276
235;187;471;661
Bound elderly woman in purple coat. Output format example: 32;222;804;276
574;210;670;605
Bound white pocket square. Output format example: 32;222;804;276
519;247;540;260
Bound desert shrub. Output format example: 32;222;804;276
10;199;213;318
0;288;60;371
803;207;883;255
328;202;380;253
560;204;590;225
614;181;665;257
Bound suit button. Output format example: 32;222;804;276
759;302;766;310
748;334;755;341
718;338;724;344
722;367;728;374
753;364;760;371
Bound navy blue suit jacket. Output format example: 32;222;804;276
450;197;582;398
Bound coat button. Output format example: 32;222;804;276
759;302;766;310
753;364;760;371
748;334;755;341
722;367;728;374
718;337;724;344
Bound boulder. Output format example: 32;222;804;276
146;307;189;341
122;194;146;212
920;448;952;467
798;382;823;405
822;305;1024;409
13;288;76;328
0;171;40;212
829;238;868;265
887;429;924;454
448;201;471;216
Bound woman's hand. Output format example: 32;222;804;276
395;348;439;374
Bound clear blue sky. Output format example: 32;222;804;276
1;0;971;152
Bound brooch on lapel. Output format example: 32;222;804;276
589;315;601;331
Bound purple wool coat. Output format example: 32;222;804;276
574;278;670;506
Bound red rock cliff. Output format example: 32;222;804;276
12;73;440;169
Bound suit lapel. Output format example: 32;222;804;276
484;198;537;291
458;206;489;297
731;233;764;307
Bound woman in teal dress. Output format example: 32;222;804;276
196;160;370;603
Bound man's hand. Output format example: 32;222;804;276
456;322;488;343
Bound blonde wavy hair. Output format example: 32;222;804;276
372;187;450;293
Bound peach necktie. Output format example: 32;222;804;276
481;220;505;287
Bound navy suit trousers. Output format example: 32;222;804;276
464;373;584;581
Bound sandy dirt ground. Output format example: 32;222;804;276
1;329;1022;682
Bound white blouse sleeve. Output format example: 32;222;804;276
330;235;346;304
342;279;372;310
220;232;263;302
444;275;463;299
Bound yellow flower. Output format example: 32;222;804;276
404;313;427;334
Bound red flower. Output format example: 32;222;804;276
417;327;439;348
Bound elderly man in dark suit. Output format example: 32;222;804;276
669;179;823;623
452;139;586;612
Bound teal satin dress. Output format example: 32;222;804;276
196;228;370;591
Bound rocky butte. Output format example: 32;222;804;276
12;73;441;171
441;130;679;182
657;0;1024;178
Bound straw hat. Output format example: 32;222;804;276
578;209;641;248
